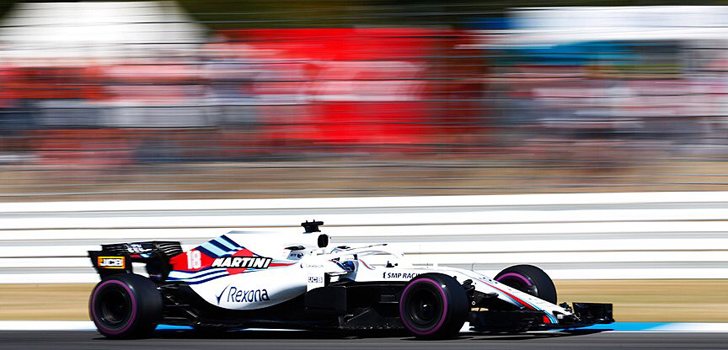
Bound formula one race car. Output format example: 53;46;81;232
88;221;613;339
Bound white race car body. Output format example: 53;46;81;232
167;229;566;323
89;221;613;338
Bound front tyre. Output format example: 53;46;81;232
399;273;469;339
495;264;557;304
89;274;163;339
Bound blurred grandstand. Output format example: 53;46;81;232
2;2;728;200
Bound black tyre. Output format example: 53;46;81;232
494;264;557;304
89;274;163;339
399;273;469;339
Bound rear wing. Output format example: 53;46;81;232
89;241;183;281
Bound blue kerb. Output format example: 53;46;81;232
154;322;702;333
570;322;669;331
156;324;194;331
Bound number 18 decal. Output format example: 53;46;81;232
187;250;202;270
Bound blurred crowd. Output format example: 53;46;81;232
0;26;486;167
3;3;728;168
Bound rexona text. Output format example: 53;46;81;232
224;287;270;304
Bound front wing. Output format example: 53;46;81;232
469;302;614;333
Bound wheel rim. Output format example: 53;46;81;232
95;285;132;328
404;287;443;329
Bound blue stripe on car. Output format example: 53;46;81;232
217;235;241;250
200;242;228;257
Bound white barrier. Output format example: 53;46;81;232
2;191;728;283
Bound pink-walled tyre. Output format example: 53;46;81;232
399;273;469;339
495;265;557;304
89;274;163;339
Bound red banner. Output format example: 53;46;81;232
221;28;448;145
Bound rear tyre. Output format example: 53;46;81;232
399;273;469;339
495;264;557;304
89;274;163;339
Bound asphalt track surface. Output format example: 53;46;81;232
2;330;728;350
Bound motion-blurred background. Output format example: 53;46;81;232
4;1;728;200
3;1;728;325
